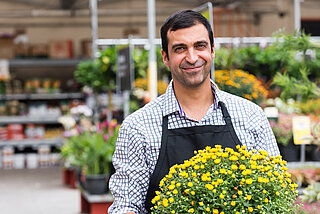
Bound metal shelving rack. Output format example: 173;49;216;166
0;59;83;151
0;92;83;100
0;115;60;125
0;137;63;149
9;58;83;67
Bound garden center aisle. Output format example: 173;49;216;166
0;167;80;214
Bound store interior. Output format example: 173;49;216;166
1;0;320;214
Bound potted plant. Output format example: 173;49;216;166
82;121;119;195
151;145;299;213
60;117;119;194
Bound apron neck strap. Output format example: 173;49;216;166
218;101;232;124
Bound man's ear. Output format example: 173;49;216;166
211;44;215;60
161;49;169;68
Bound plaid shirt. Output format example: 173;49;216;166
108;80;279;214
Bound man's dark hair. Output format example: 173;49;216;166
160;9;214;59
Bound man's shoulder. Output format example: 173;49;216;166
122;94;165;127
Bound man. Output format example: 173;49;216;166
108;10;279;214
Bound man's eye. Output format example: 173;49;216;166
174;47;185;52
196;44;206;49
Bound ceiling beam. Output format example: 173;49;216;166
0;0;59;9
0;20;165;28
0;7;180;18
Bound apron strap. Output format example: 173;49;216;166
218;101;232;125
218;101;242;146
145;115;169;212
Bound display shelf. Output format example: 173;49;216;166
0;115;60;124
0;92;84;101
9;59;83;68
80;190;113;214
0;137;63;148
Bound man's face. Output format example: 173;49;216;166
161;23;214;89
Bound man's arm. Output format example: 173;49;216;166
249;105;280;157
108;117;150;214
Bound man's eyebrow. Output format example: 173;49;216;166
171;40;209;49
195;40;208;45
171;43;186;49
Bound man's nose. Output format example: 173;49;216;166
185;48;198;64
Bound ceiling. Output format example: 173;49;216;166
0;0;281;11
0;0;287;18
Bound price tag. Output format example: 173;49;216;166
292;116;311;145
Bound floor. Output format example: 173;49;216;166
0;167;80;214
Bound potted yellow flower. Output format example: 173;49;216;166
151;145;299;214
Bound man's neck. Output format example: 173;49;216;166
173;79;214;121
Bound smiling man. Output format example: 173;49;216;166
108;10;279;214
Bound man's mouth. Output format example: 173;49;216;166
180;64;204;72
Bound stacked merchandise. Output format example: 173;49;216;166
0;126;6;140
0;146;61;169
6;124;24;140
1;147;14;169
0;125;62;141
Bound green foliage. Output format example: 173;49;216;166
133;48;149;79
270;32;320;101
296;99;320;116
133;46;170;80
82;126;119;175
300;182;320;204
74;47;117;93
157;46;171;80
272;67;319;102
60;125;119;175
61;134;86;168
214;31;320;84
215;46;284;82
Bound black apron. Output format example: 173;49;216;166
145;101;242;212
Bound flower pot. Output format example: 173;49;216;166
85;174;109;195
278;137;299;162
307;145;320;161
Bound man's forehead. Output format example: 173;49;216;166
167;28;209;47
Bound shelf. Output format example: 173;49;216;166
9;59;84;68
0;92;84;101
0;115;60;124
0;137;63;148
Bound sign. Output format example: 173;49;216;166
117;46;132;91
292;116;311;145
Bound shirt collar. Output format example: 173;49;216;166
162;79;223;117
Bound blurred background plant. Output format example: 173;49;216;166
130;78;168;113
296;99;320;116
60;118;119;176
214;31;320;103
215;69;268;104
296;182;320;214
271;32;320;102
74;47;117;94
269;112;294;146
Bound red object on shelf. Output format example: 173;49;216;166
70;169;77;189
80;191;113;214
7;133;25;140
62;168;71;185
7;124;23;132
62;168;77;188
